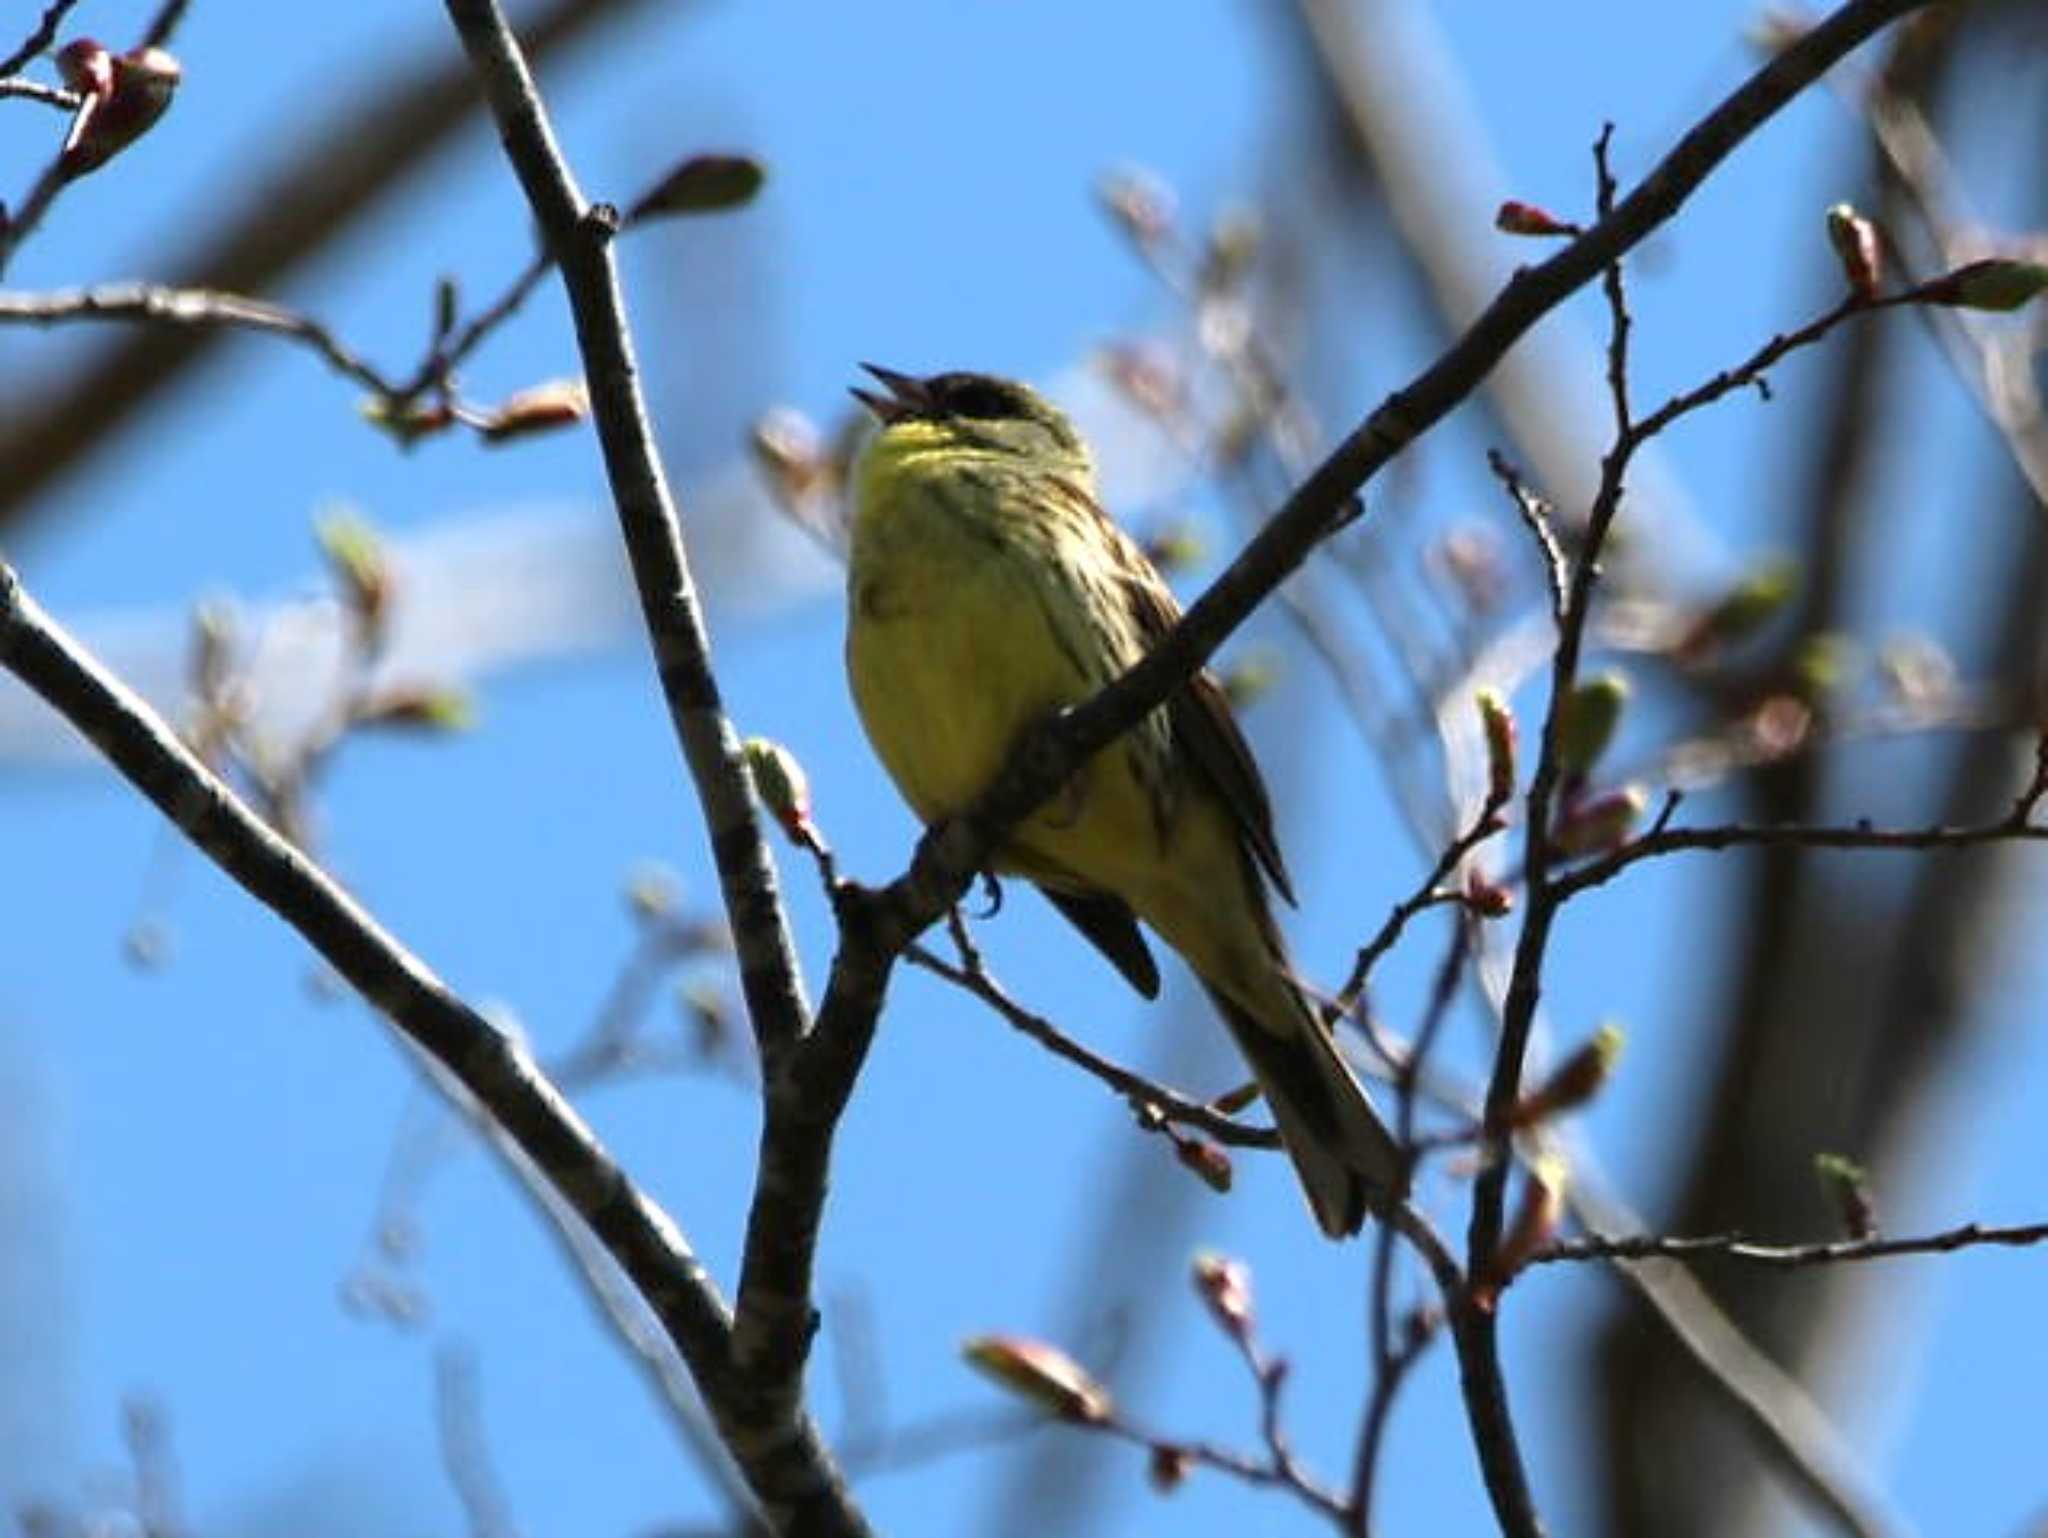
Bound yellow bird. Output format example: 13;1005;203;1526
844;365;1400;1236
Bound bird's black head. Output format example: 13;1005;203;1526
851;365;1088;464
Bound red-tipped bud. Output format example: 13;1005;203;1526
963;1335;1113;1424
1476;688;1518;806
54;38;114;97
1495;200;1578;238
1824;204;1882;300
1510;1024;1624;1128
1174;1135;1234;1194
479;379;589;443
1191;1252;1255;1341
58;43;180;178
743;736;821;853
1814;1152;1878;1241
1550;785;1646;858
1912;258;2048;313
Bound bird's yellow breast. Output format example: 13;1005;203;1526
844;433;1169;888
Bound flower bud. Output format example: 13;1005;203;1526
479;379;589;443
963;1335;1112;1424
1555;672;1630;778
1191;1252;1254;1341
1174;1135;1233;1194
1824;204;1882;300
314;510;392;641
1550;785;1646;857
743;735;821;852
360;684;476;732
58;43;180;178
1495;200;1577;238
1814;1152;1878;1241
1476;688;1518;805
1511;1023;1624;1128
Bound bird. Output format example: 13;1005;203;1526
842;364;1402;1236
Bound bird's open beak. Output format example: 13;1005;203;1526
850;362;933;424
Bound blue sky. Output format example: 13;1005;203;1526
2;2;2043;1535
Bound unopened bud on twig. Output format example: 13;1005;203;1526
314;510;392;643
1551;785;1646;857
1191;1252;1255;1342
1476;688;1518;806
1814;1152;1879;1240
1556;672;1630;778
1174;1134;1233;1194
478;379;589;443
1824;203;1882;301
742;736;821;853
1511;1024;1624;1128
1495;200;1577;238
962;1335;1113;1424
57;41;180;178
360;684;476;732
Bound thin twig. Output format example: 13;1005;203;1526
1530;1219;2048;1271
904;939;1281;1150
0;283;401;395
1552;808;2048;901
1486;449;1568;622
0;77;77;108
0;0;80;79
1331;793;1506;1023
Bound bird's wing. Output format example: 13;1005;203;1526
1037;886;1162;999
1107;522;1297;907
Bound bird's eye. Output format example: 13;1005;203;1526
940;380;1021;420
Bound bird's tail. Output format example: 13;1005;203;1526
1202;978;1404;1238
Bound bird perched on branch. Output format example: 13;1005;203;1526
844;364;1400;1236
